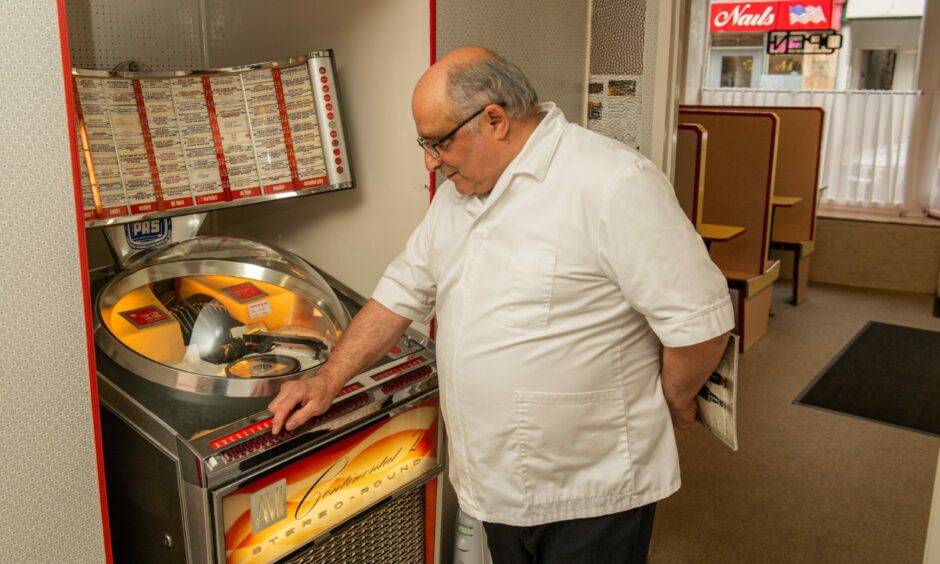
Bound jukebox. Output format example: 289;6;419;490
93;227;441;563
74;49;443;563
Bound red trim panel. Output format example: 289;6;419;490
56;1;114;561
132;79;166;213
271;67;302;193
202;76;233;202
424;478;438;564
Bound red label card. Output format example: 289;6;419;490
222;282;268;302
119;305;173;329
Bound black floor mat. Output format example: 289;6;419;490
795;321;940;437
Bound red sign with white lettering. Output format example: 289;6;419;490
710;1;833;33
222;282;268;303
119;305;173;329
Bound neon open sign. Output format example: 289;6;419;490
767;30;843;55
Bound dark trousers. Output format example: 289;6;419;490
482;503;656;564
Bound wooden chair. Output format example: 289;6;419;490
678;108;781;352
685;105;824;304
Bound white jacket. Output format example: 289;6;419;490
372;103;734;525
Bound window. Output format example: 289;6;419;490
720;55;754;87
858;49;897;90
768;54;802;76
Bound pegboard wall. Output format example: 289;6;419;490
587;0;660;156
65;0;207;70
436;0;589;127
0;1;106;562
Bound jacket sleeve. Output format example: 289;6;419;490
597;160;735;347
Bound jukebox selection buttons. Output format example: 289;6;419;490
215;391;371;464
371;357;428;382
210;418;273;449
382;366;434;396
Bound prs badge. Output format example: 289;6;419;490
124;218;172;250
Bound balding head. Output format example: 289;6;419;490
413;46;538;123
411;47;543;196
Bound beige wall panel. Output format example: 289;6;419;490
436;0;589;126
1;2;106;562
206;0;432;302
810;219;940;294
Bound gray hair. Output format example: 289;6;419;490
446;54;539;122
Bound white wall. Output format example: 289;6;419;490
1;2;106;561
436;0;589;126
208;0;431;302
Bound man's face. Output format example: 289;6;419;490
416;106;502;197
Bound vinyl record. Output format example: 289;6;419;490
225;354;301;379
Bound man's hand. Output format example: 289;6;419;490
266;299;414;435
661;332;730;431
667;397;699;430
268;375;338;434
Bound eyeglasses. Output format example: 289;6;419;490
416;102;502;159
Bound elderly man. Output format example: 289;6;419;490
270;46;733;563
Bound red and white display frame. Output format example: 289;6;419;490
72;51;353;228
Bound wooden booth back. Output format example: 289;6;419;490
684;105;823;244
677;109;779;277
674;123;707;227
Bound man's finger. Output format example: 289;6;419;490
269;384;302;434
285;399;324;432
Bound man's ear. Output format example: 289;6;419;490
484;104;510;140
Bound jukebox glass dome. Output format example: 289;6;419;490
94;236;352;396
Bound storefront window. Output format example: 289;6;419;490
703;1;924;92
708;31;838;90
720;55;754;87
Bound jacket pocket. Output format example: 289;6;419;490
514;388;633;507
500;250;555;330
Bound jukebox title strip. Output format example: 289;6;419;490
72;61;330;223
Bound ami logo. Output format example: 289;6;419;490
124;218;172;250
250;479;287;534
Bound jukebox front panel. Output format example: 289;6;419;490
219;395;440;563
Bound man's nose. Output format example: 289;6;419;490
424;151;442;172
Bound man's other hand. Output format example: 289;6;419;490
268;377;336;434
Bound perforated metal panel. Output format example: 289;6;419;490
436;0;589;127
65;0;207;70
286;487;427;564
0;2;106;562
587;0;661;156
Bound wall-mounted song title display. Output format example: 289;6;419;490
73;51;352;227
